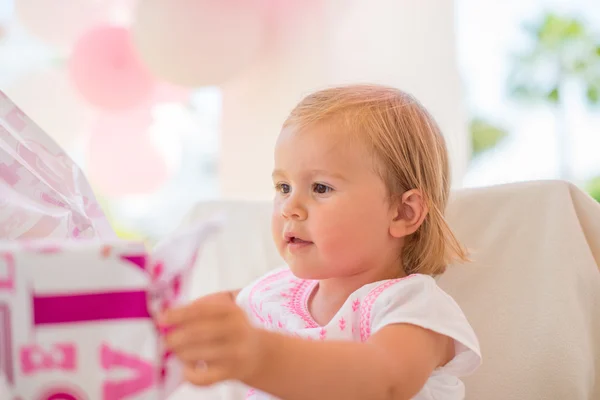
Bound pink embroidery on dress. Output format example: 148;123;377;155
338;317;346;331
352;299;360;312
359;275;417;342
267;314;273;326
278;320;284;329
246;388;256;398
248;269;293;325
282;278;319;329
319;328;327;341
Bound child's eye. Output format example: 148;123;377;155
275;183;291;194
313;183;333;194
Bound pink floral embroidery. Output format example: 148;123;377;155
359;275;417;342
352;299;360;312
267;314;273;326
278;321;284;329
319;328;327;340
282;278;319;329
248;269;292;325
338;317;346;331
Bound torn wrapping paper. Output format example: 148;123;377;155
0;89;113;240
0;90;220;399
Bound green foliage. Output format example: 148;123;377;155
508;12;600;107
470;118;508;158
586;176;600;202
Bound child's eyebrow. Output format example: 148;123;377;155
271;169;347;181
308;169;348;181
272;169;285;179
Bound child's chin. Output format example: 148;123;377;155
287;263;331;281
287;263;317;280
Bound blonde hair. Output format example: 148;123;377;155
283;84;468;276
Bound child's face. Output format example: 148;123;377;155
271;123;401;280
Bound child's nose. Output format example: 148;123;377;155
281;196;307;220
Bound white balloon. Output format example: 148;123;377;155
15;0;113;49
131;0;267;87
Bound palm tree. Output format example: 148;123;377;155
508;12;600;181
469;117;508;160
587;176;600;203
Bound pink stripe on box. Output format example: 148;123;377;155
119;254;147;270
33;291;151;325
45;394;78;400
38;386;87;400
0;304;14;384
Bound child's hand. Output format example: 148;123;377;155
159;291;263;386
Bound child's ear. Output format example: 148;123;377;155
389;189;428;238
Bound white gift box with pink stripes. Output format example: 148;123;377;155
0;85;220;399
1;241;161;400
0;220;218;400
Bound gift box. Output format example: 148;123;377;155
0;90;219;399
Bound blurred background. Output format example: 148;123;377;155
0;0;598;241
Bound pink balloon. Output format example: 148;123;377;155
5;69;95;149
259;0;321;31
86;110;171;196
15;0;113;48
132;0;266;87
69;26;156;110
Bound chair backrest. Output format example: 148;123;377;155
440;180;600;399
182;180;600;400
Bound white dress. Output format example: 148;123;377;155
236;267;481;400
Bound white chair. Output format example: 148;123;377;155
172;180;600;399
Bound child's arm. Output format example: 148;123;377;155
161;292;452;400
251;324;450;400
246;324;451;400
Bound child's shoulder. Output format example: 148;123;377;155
366;274;481;376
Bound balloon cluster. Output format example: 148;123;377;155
8;0;319;196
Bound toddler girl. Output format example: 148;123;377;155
160;85;481;399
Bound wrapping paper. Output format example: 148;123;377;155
0;89;113;240
0;90;220;399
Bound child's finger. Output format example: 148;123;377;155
183;361;230;387
164;320;230;351
159;294;233;326
170;341;231;364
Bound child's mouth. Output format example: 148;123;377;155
286;236;312;250
289;237;309;244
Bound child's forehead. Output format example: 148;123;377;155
276;123;362;155
274;124;377;174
